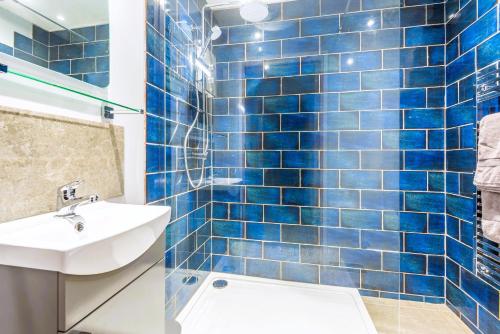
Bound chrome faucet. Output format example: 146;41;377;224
56;180;99;231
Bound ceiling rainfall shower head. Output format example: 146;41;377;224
239;1;268;22
210;25;222;40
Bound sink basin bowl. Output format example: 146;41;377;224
0;201;171;275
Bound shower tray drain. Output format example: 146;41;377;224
213;279;228;289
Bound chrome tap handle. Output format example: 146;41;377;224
57;180;84;209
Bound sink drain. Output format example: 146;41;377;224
213;279;228;289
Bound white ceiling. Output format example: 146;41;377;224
0;0;109;31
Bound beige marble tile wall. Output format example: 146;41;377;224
0;106;124;223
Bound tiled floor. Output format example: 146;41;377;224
363;297;472;334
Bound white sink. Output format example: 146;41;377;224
0;201;171;275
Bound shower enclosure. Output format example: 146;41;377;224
146;0;500;332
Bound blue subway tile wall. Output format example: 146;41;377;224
445;0;500;332
146;0;211;319
0;23;110;87
210;0;447;302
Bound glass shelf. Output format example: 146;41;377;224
0;63;143;114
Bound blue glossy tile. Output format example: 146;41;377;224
405;25;444;46
383;47;427;68
362;271;400;292
14;33;32;54
301;245;339;266
213;151;244;167
321;151;359;169
384;211;427;233
479;305;500;334
246;222;280;241
84;41;109;57
229;239;262;258
428;255;444;276
405;150;444;170
339;131;381;150
230;168;264;186
229;61;264;79
49;60;70;74
405;109;443;129
264;242;300;262
229;204;263;222
340;248;381;270
229;97;262;114
283;0;319;19
264;169;300;187
263;132;299;150
341;209;381;229
301;207;339;226
360;111;401;130
263;21;300;40
321;189;360;208
264;58;300;77
282;224;319;244
477;32;500;69
361;190;401;210
321;267;360;288
320;112;359;130
363;0;399;9
146;116;165;144
146;145;165;173
147;54;164;88
246;259;280;279
228;25;262;44
340;91;380;110
447;150;475;173
246;78;281;96
246;186;280;204
405;233;444;255
446;281;477;323
429;46;444;65
282;75;319;94
361;230;400;251
283;151;319;168
361;29;401;50
383;7;426;28
213;255;244;274
322;72;360;92
212;220;244;238
383;89;426;109
246;114;280;131
405;67;444;87
382;130;426;150
383;171;427;191
320;227;360;247
302;54;339;74
265;205;300;224
322;0;360;14
282;113;318;131
447;0;476;42
146;173;165;202
213;44;245;62
246;41;281;60
0;42;13;55
361;151;402;170
341;10;381;32
283;188;319;206
301;132;338;150
340;170;381;189
229;133;262;150
384;252;426;274
301;15;340;36
361;69;402;90
216;80;244;97
301;169;340;188
282;262;319;284
264;95;299;114
341;51;381;71
246;151;280;168
405;192;444;213
321;33;360;53
446;50;475;84
213;185;244;202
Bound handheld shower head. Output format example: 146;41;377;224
199;25;222;58
210;26;222;40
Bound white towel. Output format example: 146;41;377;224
474;113;500;243
480;192;500;243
